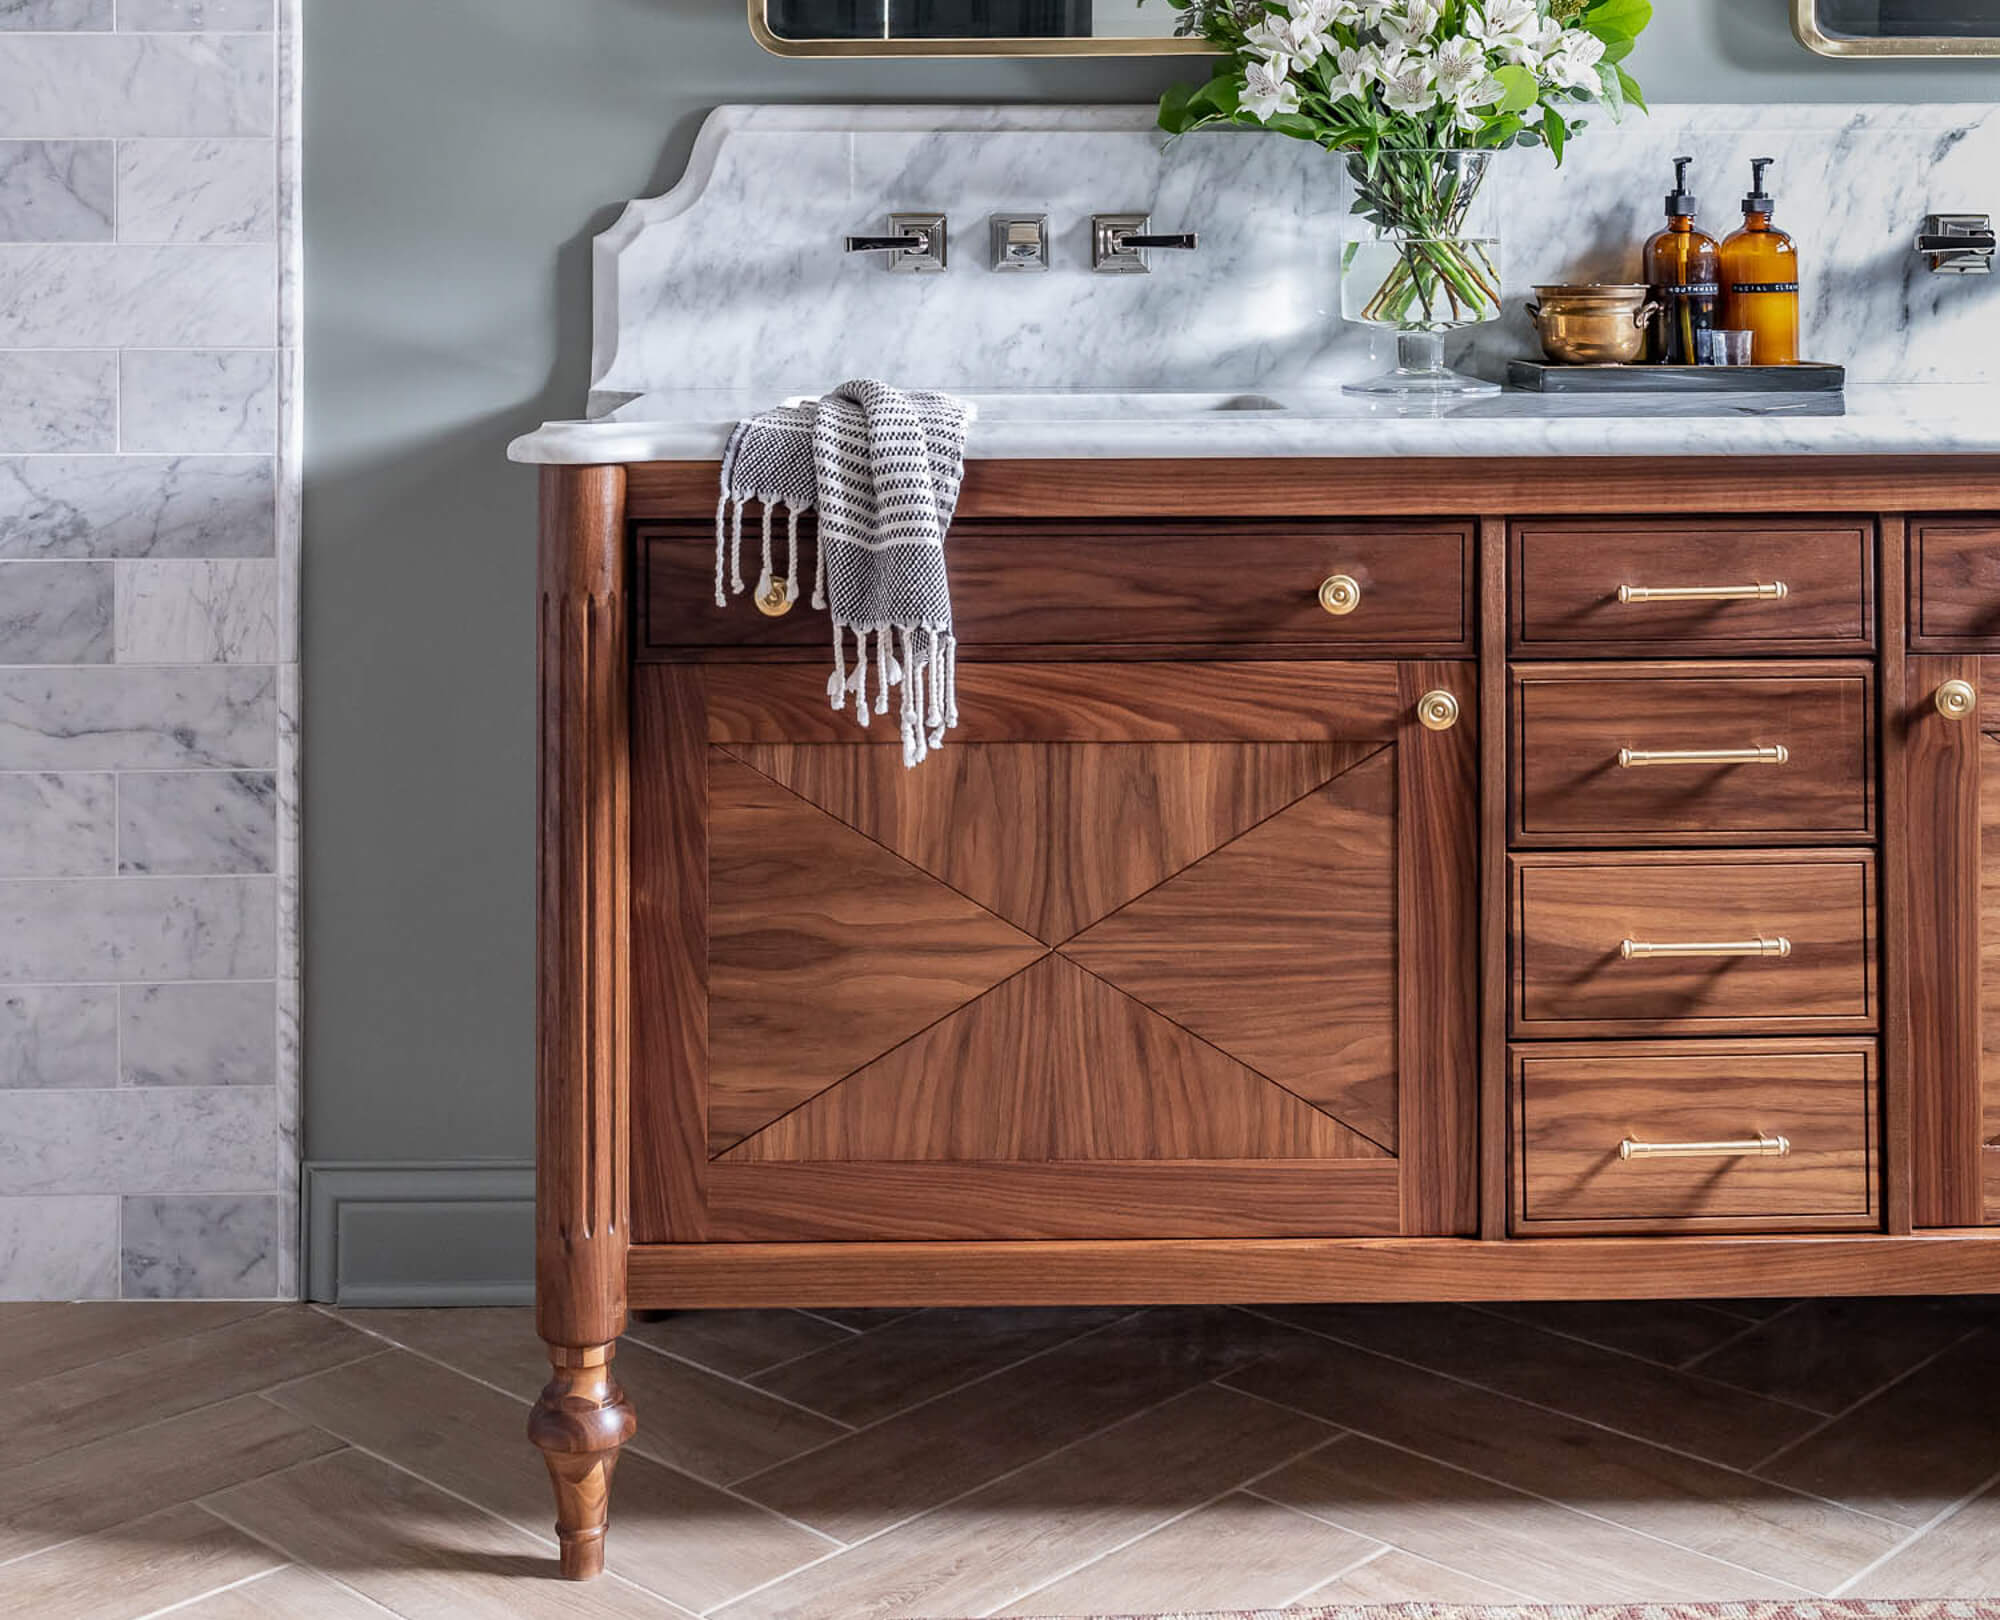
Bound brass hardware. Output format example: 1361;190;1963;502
1417;690;1460;732
1526;284;1659;365
1618;744;1789;768
1794;0;2000;58
1617;582;1788;604
1620;936;1792;960
754;575;794;617
749;0;1216;56
1620;1132;1792;1161
1937;678;1978;720
1318;574;1362;616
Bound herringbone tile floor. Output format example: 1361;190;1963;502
4;1298;2000;1618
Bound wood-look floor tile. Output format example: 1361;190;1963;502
1757;1329;2000;1526
715;1385;1338;1620
1478;1300;1758;1368
748;1306;1131;1427
994;1491;1380;1617
0;1391;342;1562
1841;1471;2000;1597
3;1305;374;1466
265;1348;835;1613
733;1306;1297;1543
1222;1328;1900;1593
1258;1437;1805;1603
1258;1303;1820;1469
802;1308;920;1331
201;1448;697;1618
0;1300;268;1391
334;1307;847;1486
623;1310;855;1379
169;1565;392;1619
0;1502;281;1620
1292;1546;1539;1604
1686;1297;1987;1414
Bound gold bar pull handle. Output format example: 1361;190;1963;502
1620;935;1791;960
1617;581;1788;604
1620;1132;1791;1161
1618;744;1788;768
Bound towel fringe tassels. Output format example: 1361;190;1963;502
827;622;848;713
729;498;746;595
712;494;731;608
851;627;871;728
784;504;802;609
809;512;827;610
758;502;775;598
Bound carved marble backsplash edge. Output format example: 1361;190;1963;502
591;102;2000;406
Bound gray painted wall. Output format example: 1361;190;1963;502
302;0;2000;1169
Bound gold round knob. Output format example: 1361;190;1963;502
754;575;794;617
1318;574;1362;616
1417;689;1460;732
1937;678;1977;720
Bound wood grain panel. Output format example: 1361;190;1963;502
720;954;1384;1164
702;661;1405;744
1880;516;1912;1234
626;458;2000;522
1478;518;1509;1240
628;1231;2000;1309
1512;518;1873;657
1513;661;1875;846
1913;520;2000;648
700;1160;1404;1240
706;755;1046;1154
1397;660;1480;1236
1511;851;1877;1037
1513;1039;1877;1235
732;740;1367;944
1906;653;1984;1227
644;520;1472;656
1064;749;1398;1147
1984;728;2000;1223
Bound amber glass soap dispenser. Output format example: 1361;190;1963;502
1643;156;1720;365
1720;157;1800;364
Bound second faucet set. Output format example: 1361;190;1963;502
843;212;1199;275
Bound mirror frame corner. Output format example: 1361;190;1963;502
1793;0;2000;57
748;0;1218;56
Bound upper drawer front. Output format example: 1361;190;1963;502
1513;662;1875;845
1913;519;2000;647
1514;518;1874;655
640;520;1473;657
1512;851;1877;1037
1513;1039;1878;1233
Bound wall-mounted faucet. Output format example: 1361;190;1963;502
990;214;1049;272
1916;213;1995;275
1091;214;1200;274
844;213;948;273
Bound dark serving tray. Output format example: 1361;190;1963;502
1507;360;1846;394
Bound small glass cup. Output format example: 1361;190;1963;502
1696;329;1755;366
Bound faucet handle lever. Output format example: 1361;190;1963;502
1113;231;1200;251
844;213;948;273
1091;213;1198;274
1917;212;1995;274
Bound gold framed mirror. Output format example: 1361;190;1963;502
1794;0;2000;56
749;0;1215;56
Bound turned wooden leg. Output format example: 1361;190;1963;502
535;464;634;1580
528;1344;636;1580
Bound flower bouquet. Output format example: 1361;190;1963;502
1158;0;1652;394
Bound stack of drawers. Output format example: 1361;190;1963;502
1506;518;1882;1234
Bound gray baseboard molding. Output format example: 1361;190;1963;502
304;1161;534;1306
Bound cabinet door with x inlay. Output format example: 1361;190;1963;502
631;659;1477;1243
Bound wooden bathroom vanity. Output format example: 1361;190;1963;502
530;451;2000;1576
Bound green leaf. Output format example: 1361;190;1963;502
1189;74;1242;116
1492;62;1539;114
1616;64;1648;111
1544;107;1568;163
1263;111;1321;139
1595;58;1625;117
1597;28;1635;62
1157;81;1195;132
1584;0;1652;40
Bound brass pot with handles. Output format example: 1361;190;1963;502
1527;283;1661;365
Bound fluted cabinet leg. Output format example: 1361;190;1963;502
530;463;633;1580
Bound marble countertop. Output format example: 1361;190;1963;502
508;384;2000;465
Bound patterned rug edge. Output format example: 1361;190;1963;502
967;1602;2000;1620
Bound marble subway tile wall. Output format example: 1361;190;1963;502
0;0;298;1300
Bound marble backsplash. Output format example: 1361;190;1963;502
593;103;2000;405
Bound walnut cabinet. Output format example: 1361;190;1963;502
531;457;2000;1579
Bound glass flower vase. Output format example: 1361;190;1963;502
1341;149;1502;398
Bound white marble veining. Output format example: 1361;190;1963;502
0;560;112;663
120;0;275;29
119;139;276;245
0;986;115;1090
0;1196;117;1300
0;1085;277;1195
120;349;278;453
0;244;276;347
0;141;113;244
0;0;109;30
0;665;276;771
122;980;274;1087
527;103;2000;464
115;557;279;663
118;769;276;875
0;772;114;878
0;456;274;560
0;351;116;454
0;35;273;139
0;876;275;983
120;1192;279;1298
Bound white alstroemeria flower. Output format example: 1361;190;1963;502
1469;0;1537;49
1328;42;1381;99
1432;34;1489;100
1377;48;1439;114
1247;13;1328;64
1349;0;1396;29
1379;0;1443;51
1240;56;1303;121
1449;70;1505;127
1287;0;1344;33
1544;28;1606;91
